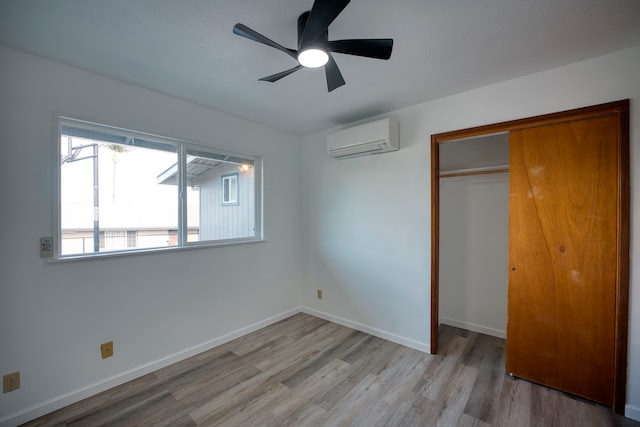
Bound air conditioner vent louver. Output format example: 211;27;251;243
327;117;399;159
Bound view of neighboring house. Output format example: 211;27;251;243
60;131;255;256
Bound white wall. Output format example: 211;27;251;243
439;174;509;338
0;45;302;425
300;44;640;419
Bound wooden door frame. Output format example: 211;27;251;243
429;100;630;414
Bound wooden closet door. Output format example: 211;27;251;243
506;115;618;405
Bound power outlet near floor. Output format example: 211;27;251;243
101;341;114;359
317;289;323;300
3;371;20;393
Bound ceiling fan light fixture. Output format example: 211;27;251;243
298;48;329;68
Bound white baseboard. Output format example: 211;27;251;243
302;307;431;353
439;317;506;339
0;308;301;427
626;404;640;422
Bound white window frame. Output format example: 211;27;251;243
54;114;263;260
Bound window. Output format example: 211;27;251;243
56;116;262;258
222;173;239;205
126;230;137;248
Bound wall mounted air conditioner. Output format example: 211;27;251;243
326;117;399;159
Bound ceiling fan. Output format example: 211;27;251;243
232;0;393;92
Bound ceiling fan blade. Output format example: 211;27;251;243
325;54;345;92
326;39;393;60
300;0;351;48
259;65;303;82
233;23;298;60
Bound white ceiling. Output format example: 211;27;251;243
1;0;640;135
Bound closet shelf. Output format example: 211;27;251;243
440;165;509;178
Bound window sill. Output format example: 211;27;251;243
47;237;266;263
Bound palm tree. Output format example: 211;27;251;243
105;143;129;202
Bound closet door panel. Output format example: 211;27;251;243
506;115;618;405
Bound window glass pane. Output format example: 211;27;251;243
223;177;230;202
60;128;178;256
185;150;255;241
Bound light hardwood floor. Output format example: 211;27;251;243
23;313;639;426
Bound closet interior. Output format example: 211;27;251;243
438;133;509;339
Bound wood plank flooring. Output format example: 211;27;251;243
23;313;639;426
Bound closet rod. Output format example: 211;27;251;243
440;166;509;178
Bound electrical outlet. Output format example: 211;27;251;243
101;341;113;359
3;371;20;393
317;289;323;300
